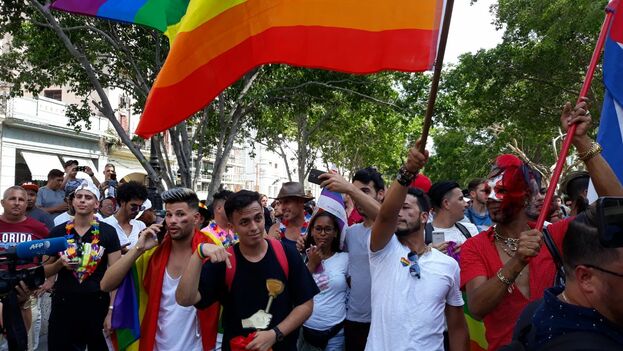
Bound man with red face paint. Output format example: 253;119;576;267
460;99;623;350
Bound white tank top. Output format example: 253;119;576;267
155;269;203;351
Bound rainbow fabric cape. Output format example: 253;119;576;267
110;229;222;351
50;0;446;138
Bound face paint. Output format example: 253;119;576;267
487;173;505;202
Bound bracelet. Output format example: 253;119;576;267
496;268;515;293
578;142;602;162
197;243;207;260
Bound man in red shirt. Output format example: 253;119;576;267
460;100;623;350
0;185;49;347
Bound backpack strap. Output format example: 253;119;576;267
224;239;289;291
542;226;566;287
455;222;473;240
424;222;434;245
268;238;289;279
225;245;237;291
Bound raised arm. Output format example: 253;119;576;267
319;172;381;221
176;243;231;307
562;99;623;196
100;224;160;292
370;144;428;252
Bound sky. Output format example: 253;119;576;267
444;0;504;63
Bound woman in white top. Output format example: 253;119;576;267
299;212;349;351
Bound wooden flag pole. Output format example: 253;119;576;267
419;0;456;153
535;4;617;231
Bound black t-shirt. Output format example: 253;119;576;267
49;221;120;294
196;240;319;351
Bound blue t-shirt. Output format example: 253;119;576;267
464;207;492;232
35;187;65;219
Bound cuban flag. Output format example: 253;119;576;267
314;189;348;249
590;0;623;201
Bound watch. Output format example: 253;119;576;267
272;326;285;342
396;166;417;186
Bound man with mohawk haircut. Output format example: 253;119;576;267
101;188;221;351
460;100;623;350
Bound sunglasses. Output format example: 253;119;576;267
130;204;146;212
407;252;422;279
580;264;623;278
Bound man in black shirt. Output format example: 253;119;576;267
43;180;121;351
525;206;623;350
177;190;318;351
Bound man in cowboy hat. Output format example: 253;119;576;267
268;182;314;250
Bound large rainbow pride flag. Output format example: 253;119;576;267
51;0;446;138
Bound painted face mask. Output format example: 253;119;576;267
487;173;505;202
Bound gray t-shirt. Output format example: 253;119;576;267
343;222;372;323
26;207;54;230
35;186;65;219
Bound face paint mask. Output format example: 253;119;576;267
488;173;505;202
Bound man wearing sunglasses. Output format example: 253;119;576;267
515;206;623;350
103;181;148;249
367;142;469;351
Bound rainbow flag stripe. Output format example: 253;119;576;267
51;0;445;137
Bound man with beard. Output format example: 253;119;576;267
367;144;469;351
21;182;54;230
317;167;384;351
561;171;590;217
101;188;221;351
36;169;67;220
460;100;623;350
268;182;313;250
103;181;148;249
176;190;318;351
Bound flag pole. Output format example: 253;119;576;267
419;0;455;153
535;4;617;231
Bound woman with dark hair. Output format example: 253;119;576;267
299;212;348;351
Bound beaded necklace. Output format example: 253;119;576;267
207;221;238;248
64;217;105;283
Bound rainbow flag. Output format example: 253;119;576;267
51;0;446;138
463;292;488;351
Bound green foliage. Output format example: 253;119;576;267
427;0;607;184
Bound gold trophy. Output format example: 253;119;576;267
241;279;285;329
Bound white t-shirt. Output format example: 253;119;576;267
102;215;146;248
366;236;463;351
155;269;202;351
431;222;480;245
53;212;103;226
343;223;372;323
304;252;349;330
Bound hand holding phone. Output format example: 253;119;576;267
308;169;326;185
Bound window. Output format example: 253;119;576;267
43;89;62;101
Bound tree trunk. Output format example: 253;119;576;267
296;113;308;184
31;1;162;185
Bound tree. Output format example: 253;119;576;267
425;0;607;184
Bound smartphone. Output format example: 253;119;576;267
76;166;87;172
432;231;445;244
597;197;623;248
308;169;326;185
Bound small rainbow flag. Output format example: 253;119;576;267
51;0;446;138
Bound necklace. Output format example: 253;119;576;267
494;226;519;252
561;291;570;304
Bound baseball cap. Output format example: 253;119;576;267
135;199;152;219
20;182;39;192
75;179;100;201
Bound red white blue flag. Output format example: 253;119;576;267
597;0;623;184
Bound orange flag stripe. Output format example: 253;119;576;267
155;0;443;87
136;26;437;137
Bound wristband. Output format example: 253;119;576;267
396;166;417;187
197;243;207;260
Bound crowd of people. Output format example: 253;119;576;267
0;99;622;351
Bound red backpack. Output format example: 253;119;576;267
225;238;289;290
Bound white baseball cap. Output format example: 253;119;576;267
75;179;100;201
135;199;152;219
